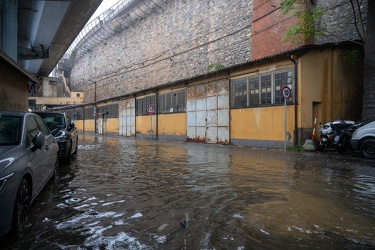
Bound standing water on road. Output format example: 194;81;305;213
1;134;375;249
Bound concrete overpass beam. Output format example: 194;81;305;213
1;0;18;60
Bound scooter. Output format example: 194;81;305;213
319;122;336;151
332;121;363;153
319;120;360;152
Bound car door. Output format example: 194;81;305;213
35;115;56;180
26;116;46;196
70;122;78;154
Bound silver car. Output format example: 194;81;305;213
0;111;59;237
351;121;375;159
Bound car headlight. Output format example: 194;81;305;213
0;172;15;192
55;131;67;142
55;135;67;142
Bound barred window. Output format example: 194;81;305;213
84;107;95;119
158;90;186;114
136;95;157;115
107;104;119;118
274;71;293;104
72;109;84;120
249;77;260;106
231;78;247;108
261;75;272;105
230;69;294;108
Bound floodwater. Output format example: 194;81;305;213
1;134;375;249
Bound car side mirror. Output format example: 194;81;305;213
68;121;75;131
32;131;45;152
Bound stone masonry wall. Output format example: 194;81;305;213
71;0;367;103
315;0;368;44
71;0;253;102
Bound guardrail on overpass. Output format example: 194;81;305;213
63;0;167;62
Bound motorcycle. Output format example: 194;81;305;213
319;120;362;152
318;121;337;151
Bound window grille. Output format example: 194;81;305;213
158;90;186;114
249;77;260;106
136;95;157;115
231;78;247;108
107;104;119;118
230;69;294;108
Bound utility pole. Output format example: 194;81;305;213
88;80;97;134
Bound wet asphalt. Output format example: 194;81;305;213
1;133;375;249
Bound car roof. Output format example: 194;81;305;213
0;110;28;117
33;111;64;115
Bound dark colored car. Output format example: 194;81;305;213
34;112;78;163
0;111;59;237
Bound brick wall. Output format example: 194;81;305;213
71;0;253;102
251;0;300;60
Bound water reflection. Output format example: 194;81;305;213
1;135;375;249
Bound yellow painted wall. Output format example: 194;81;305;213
299;48;362;128
105;118;119;134
158;113;186;136
136;113;186;136
136;115;157;134
84;119;95;132
74;118;118;134
74;120;84;131
231;105;295;141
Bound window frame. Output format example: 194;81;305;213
230;69;294;108
136;95;157;116
158;90;186;114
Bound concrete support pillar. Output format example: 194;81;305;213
1;0;18;60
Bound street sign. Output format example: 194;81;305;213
281;86;291;100
147;104;156;114
281;85;292;150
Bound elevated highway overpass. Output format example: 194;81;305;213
0;0;102;111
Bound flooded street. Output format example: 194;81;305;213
1;134;375;249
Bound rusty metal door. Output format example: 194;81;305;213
187;81;229;144
119;98;135;137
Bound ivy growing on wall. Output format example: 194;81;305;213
206;63;225;73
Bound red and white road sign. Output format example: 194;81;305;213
146;104;156;114
281;86;292;99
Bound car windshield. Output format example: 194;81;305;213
0;115;22;146
37;113;66;131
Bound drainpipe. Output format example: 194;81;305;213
83;107;85;133
290;55;298;145
88;80;97;134
155;90;159;140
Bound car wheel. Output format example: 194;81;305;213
360;139;375;159
13;178;31;233
72;143;78;159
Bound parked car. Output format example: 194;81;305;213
351;121;375;159
0;111;59;237
34;112;78;163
